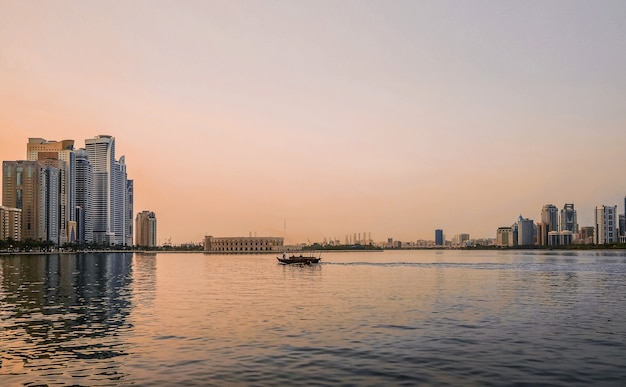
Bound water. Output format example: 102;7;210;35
1;250;625;386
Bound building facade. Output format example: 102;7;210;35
517;215;535;246
75;148;93;244
204;236;284;252
496;227;514;247
536;222;548;246
595;205;618;244
2;161;49;242
135;211;157;247
0;206;22;241
560;203;578;234
541;204;559;232
435;229;444;246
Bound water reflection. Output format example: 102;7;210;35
0;253;133;384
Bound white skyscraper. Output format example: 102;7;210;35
85;135;130;246
595;205;618;244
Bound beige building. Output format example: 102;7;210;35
2;160;48;242
496;227;514;247
0;206;22;241
27;138;75;244
135;211;157;247
204;236;284;252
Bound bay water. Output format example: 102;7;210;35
1;250;625;386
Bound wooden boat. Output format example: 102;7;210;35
276;254;321;265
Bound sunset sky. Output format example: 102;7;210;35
1;1;625;244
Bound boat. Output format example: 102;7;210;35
276;253;321;265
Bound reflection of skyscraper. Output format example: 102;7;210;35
541;204;559;232
595;205;617;244
135;211;157;247
85;135;131;246
26;138;76;244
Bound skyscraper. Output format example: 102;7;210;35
2;161;49;242
26;138;76;244
75;149;93;244
85;135;131;246
435;229;444;246
595;205;618;244
517;215;535;246
559;204;578;234
126;180;134;246
541;204;559;232
135;211;157;247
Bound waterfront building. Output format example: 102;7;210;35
619;214;625;238
536;222;548;246
517;215;535;246
560;204;578;234
75;149;93;244
204;235;284;252
27;138;76;244
2;161;48;241
135;210;157;247
85;135;131;246
496;227;514;247
126;180;134;246
38;159;62;245
595;205;618;244
435;229;444;246
579;226;594;244
541;204;559;232
548;231;573;246
0;206;22;241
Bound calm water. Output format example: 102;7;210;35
1;250;625;386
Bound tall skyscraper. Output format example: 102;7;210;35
595;205;618;244
75;149;93;244
435;229;444;246
135;211;157;247
126;180;134;246
517;215;535;246
541;204;559;232
2;161;49;242
559;203;578;234
26;138;76;244
85;135;131;246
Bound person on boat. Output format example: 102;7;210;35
282;252;286;260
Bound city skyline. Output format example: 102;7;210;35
1;1;626;244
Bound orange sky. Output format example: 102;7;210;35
1;1;626;244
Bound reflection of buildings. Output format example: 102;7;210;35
136;211;157;247
204;235;284;252
0;253;134;368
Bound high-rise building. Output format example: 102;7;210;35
75;149;93;244
27;138;76;244
85;135;131;246
536;222;548;246
38;159;63;245
435;229;444;246
559;204;578;234
135;211;157;247
517;215;535;246
126;180;134;246
595;205;618;244
496;227;514;247
541;204;559;232
0;206;22;241
3;161;49;242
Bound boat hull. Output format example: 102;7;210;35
277;256;321;264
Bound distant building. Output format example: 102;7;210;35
204;236;284;252
517;215;535;246
135;211;157;247
536;222;548;246
75;149;93;244
595;205;618;244
0;206;22;241
579;226;594;244
560;204;578;234
541;204;559;232
619;214;625;237
548;231;573;246
435;229;444;246
496;227;514;247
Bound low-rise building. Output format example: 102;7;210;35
204;235;284;253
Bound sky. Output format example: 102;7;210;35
1;0;625;245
